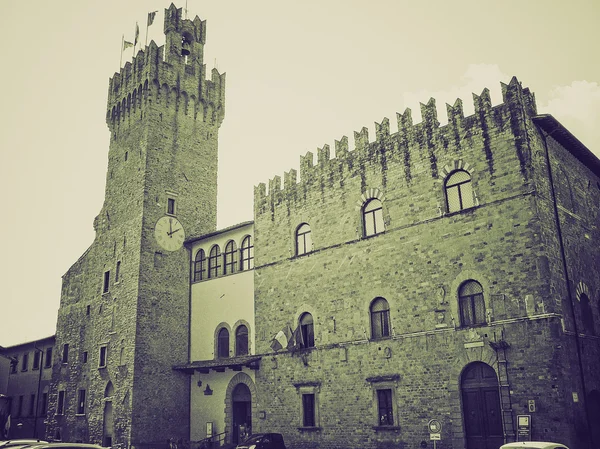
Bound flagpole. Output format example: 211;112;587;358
133;22;138;55
145;18;149;46
120;34;124;67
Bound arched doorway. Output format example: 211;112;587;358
461;362;503;449
588;390;600;449
231;383;251;445
102;382;114;447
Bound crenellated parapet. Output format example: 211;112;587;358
255;77;538;215
105;3;225;131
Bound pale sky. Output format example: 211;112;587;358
0;0;598;347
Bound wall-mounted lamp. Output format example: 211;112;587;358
204;384;213;396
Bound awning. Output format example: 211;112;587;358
173;355;261;374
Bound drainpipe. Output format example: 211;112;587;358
537;124;593;449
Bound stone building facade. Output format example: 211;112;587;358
45;5;225;447
251;80;600;449
20;3;599;449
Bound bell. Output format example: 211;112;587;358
181;41;191;56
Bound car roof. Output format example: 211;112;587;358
0;441;48;448
26;444;104;449
500;442;569;449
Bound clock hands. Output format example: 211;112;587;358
168;228;181;236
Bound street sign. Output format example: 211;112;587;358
428;419;442;433
430;433;441;440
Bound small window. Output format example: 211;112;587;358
377;389;394;426
10;358;17;374
240;236;254;270
82;351;88;364
208;245;222;278
99;345;108;368
302;393;316;426
459;280;486;326
193;249;206;282
44;347;53;368
77;389;86;415
445;170;474;213
57;390;65;415
363;199;385;237
235;325;249;356
167;198;176;215
86;305;91;316
62;344;69;364
300;313;315;348
29;394;35;416
224;240;238;275
103;270;110;294
296;223;313;256
21;353;29;371
33;351;41;370
370;297;391;339
115;261;121;283
124;151;128;161
217;328;230;358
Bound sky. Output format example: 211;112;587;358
0;0;598;347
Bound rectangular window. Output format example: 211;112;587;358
62;344;69;364
302;394;316;427
29;394;35;416
10;358;17;374
57;390;65;415
33;351;41;370
82;351;88;363
45;347;53;368
77;389;86;415
103;270;110;293
17;396;23;417
115;261;121;283
41;392;48;415
21;353;29;371
377;389;394;426
99;345;108;368
167;198;176;215
86;305;91;316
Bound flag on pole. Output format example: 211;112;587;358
270;326;292;351
134;22;140;46
147;11;157;26
123;40;134;50
288;326;304;352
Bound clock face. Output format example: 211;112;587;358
154;216;185;251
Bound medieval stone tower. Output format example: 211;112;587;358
46;4;225;447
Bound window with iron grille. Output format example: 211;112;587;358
300;313;315;348
235;325;249;356
193;249;206;282
224;240;238;275
363;199;385;237
459;280;486;326
218;328;230;358
370;297;391;339
209;245;222;278
377;389;394;426
57;391;65;415
296;223;312;256
240;236;254;270
77;389;86;415
302;394;316;426
445;170;474;213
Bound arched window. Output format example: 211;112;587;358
217;328;229;358
445;170;474;213
224;240;238;275
235;325;249;356
208;245;221;278
193;249;206;282
370;297;390;339
459;280;486;326
363;199;385;237
300;313;315;348
296;223;312;256
240;236;254;270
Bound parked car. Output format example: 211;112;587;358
500;442;569;449
19;444;104;449
235;433;286;449
0;441;47;449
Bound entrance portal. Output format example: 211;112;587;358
461;362;503;449
232;383;251;445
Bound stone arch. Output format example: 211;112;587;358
224;373;258;444
232;319;252;356
213;322;232;359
